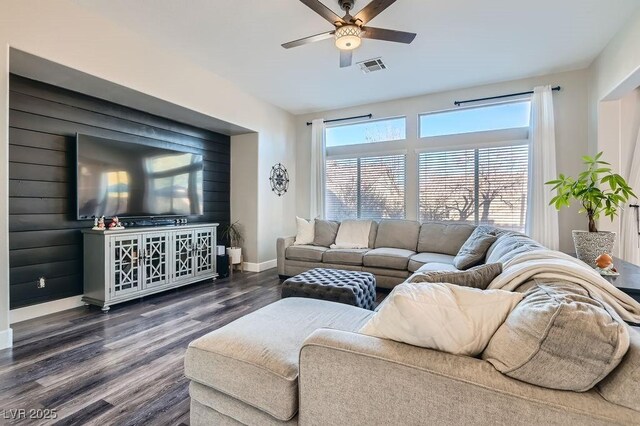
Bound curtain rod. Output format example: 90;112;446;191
454;86;561;106
306;113;372;126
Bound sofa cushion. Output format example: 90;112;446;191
482;280;630;392
363;247;415;270
597;328;640;412
453;228;498;269
331;220;372;249
374;219;420;251
294;217;315;245
408;263;503;290
313;220;339;247
184;298;373;421
417;223;476;255
408;252;456;272
285;245;327;262
415;262;459;273
361;282;523;356
323;248;370;266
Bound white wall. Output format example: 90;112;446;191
295;69;590;253
0;0;297;348
587;9;640;261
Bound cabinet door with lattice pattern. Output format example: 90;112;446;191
109;235;142;298
173;230;195;280
142;232;170;289
195;227;215;276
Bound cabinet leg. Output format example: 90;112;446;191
101;306;111;313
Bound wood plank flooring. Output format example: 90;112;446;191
0;270;387;425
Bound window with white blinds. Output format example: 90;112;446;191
326;154;406;220
418;145;528;231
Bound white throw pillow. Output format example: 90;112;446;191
294;217;315;245
330;220;372;249
360;282;523;356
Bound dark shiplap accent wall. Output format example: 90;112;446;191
8;75;231;309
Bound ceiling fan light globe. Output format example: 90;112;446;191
335;25;362;50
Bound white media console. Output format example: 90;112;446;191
82;223;218;312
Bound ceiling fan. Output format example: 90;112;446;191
282;0;417;68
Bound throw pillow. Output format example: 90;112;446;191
331;220;373;249
408;263;502;290
453;228;498;270
482;280;630;392
360;282;523;356
293;217;314;245
313;220;340;247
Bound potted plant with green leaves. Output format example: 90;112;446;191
222;221;244;266
546;152;635;266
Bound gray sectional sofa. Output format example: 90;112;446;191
185;220;640;425
277;219;543;288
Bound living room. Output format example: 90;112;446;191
1;0;640;424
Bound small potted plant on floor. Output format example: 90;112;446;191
546;152;635;267
222;221;244;266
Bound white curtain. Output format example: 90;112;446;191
310;118;326;219
621;128;640;264
526;85;560;250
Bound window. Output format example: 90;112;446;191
419;101;531;138
418;145;528;231
326;154;406;220
325;117;406;147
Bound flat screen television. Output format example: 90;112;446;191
76;134;204;219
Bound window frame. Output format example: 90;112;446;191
415;138;530;230
417;99;531;140
324;152;408;221
324;115;408;149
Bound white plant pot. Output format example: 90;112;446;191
572;230;616;268
226;247;242;265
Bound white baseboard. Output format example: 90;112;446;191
0;328;13;350
10;296;85;324
243;259;277;272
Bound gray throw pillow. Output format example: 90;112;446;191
408;263;502;290
482;280;630;392
313;220;340;247
453;229;497;270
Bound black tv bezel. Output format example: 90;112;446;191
75;133;205;221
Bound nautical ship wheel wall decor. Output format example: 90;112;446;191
269;163;290;196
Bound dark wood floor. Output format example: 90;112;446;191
0;270;387;425
0;270;285;425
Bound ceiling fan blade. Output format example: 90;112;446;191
282;31;335;49
353;0;397;25
361;26;416;44
299;0;345;25
340;50;353;68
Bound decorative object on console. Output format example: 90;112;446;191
546;151;636;266
108;216;124;230
360;282;523;356
92;216;106;231
222;221;244;266
269;163;290;196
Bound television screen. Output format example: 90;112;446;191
76;134;204;219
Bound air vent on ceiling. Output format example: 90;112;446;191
357;58;386;74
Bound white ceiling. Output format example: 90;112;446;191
76;0;640;115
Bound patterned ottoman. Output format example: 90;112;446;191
281;268;377;310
